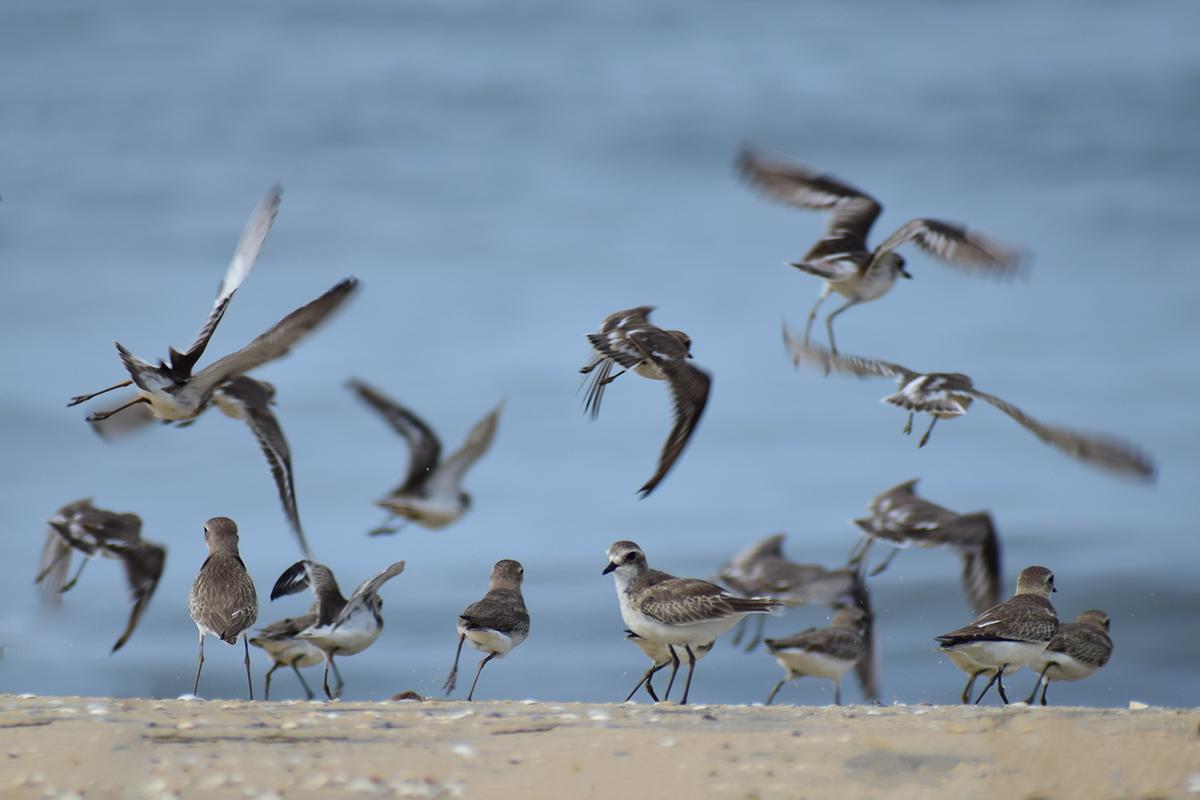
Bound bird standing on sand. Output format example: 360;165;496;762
36;498;166;652
444;560;529;702
347;379;502;534
1024;610;1113;706
936;565;1058;705
763;606;868;706
603;540;780;705
249;606;324;700
270;559;406;699
580;307;712;497
188;517;258;699
783;328;1157;481
738;147;1022;354
623;630;713;703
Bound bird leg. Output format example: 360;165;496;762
34;547;73;585
974;668;1001;705
1025;664;1053;706
466;653;497;702
765;678;787;706
824;298;860;357
291;658;316;700
192;631;206;696
730;617;749;648
995;665;1009;704
961;670;984;704
802;284;833;349
902;412;914;436
243;635;254;701
868;548;900;577
663;646;682;701
59;557;91;593
68;379;133;407
443;634;466;695
85;395;149;422
328;656;345;699
368;515;406;537
834;680;842;706
847;535;874;568
264;663;279;701
678;645;697;705
744;615;767;652
918;417;938;448
624;662;666;703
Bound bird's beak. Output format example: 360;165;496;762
1052;586;1057;593
900;268;913;279
602;561;617;575
687;353;695;359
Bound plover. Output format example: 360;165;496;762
783;327;1157;481
936;565;1058;705
851;478;1001;614
603;540;780;704
738;147;1022;354
1024;609;1113;706
35;498;166;652
347;379;502;534
444;559;529;702
249;606;324;700
763;606;868;705
623;630;714;703
188;517;258;699
270;558;406;699
580;307;712;497
944;649;998;705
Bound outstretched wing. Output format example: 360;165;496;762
348;379;443;494
109;539;166;652
271;560;347;627
969;389;1156;481
872;218;1022;276
171;185;283;377
424;404;502;498
348;560;406;606
783;324;915;381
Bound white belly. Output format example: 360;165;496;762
630;635;712;666
620;602;743;648
254;637;324;668
460;624;525;657
143;389;201;422
298;607;381;656
946;648;995;676
832;267;894;302
772;649;857;681
379;496;464;528
942;640;1047;670
1027;652;1097;683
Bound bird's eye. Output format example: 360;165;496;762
625;553;636;562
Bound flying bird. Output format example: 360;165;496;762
738;147;1023;353
580;306;712;497
783;327;1156;481
348;379;502;534
35;498;166;653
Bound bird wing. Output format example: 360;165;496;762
872;218;1023;276
215;377;309;556
171;185;283;376
35;526;73;603
348;379;444;493
460;589;530;637
937;595;1057;645
782;324;916;381
954;514;1002;615
253;610;319;642
968;388;1156;480
108;539;166;652
637;578;776;626
347;560;407;607
271;560;347;628
185;277;358;404
736;147;882;250
423;404;502;499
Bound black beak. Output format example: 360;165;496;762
602;561;617;575
900;268;913;279
1052;586;1057;593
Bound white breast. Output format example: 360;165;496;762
942;639;1047;670
772;649;858;681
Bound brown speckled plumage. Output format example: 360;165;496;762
188;517;257;699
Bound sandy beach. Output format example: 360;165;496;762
0;694;1194;799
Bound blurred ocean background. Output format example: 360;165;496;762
1;0;1196;708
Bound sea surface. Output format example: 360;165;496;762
1;0;1196;708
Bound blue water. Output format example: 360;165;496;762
1;0;1196;708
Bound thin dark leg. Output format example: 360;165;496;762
34;547;74;586
678;645;697;705
243;636;254;701
744;615;767;652
68;379;133;407
824;298;860;356
291;659;315;700
624;662;666;703
995;665;1009;704
918;416;938;448
663;646;682;700
443;634;466;695
264;664;280;701
802;285;832;348
192;632;206;696
1039;675;1051;706
868;548;900;577
847;535;873;568
902;411;914;436
85;396;148;422
1025;664;1052;705
730;617;749;648
765;678;787;706
322;659;334;700
834;680;842;706
974;670;1001;705
961;670;984;704
59;557;91;592
466;653;497;702
328;656;345;699
368;514;405;537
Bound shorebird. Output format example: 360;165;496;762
347;379;502;534
783;327;1157;481
35;498;166;652
851;479;1001;614
270;558;406;700
188;517;258;699
715;534;879;699
936;565;1058;705
249;606;324;700
944;650;998;705
1024;610;1113;706
763;607;868;705
444;560;529;702
738;147;1022;354
623;630;713;703
603;540;781;705
580;307;712;497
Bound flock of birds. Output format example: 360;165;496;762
36;146;1149;707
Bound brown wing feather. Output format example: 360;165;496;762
872;218;1023;276
348;379;443;494
639;358;711;498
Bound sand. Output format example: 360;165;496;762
0;694;1195;799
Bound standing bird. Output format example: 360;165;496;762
737;147;1022;354
188;517;258;700
783;327;1157;481
603;540;780;705
347;379;502;534
623;630;713;703
444;560;529;702
851;479;1001;614
763;607;868;706
580;307;712;497
1024;610;1113;706
249;607;324;700
35;498;166;652
270;559;406;700
936;565;1058;705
